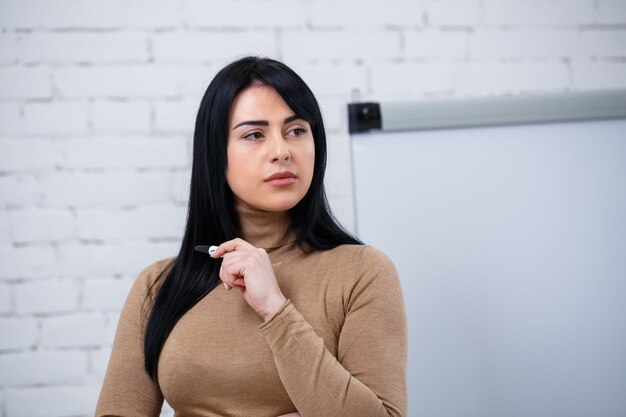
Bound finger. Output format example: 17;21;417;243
211;238;256;258
219;262;247;289
218;266;235;290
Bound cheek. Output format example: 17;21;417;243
226;148;250;192
304;143;316;179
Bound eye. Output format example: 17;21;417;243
242;130;263;141
288;126;307;137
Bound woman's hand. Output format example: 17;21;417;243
212;238;287;321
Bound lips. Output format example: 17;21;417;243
264;171;297;186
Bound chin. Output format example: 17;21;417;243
262;202;299;212
258;195;304;212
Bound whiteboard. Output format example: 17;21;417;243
351;116;626;417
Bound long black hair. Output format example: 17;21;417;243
143;56;362;378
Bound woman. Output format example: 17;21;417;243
95;56;407;417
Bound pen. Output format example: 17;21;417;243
194;245;219;256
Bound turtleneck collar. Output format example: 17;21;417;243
234;201;299;263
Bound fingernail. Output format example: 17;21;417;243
223;282;228;290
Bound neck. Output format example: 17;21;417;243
234;201;295;249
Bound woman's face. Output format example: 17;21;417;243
226;84;315;212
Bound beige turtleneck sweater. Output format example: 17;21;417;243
95;207;407;417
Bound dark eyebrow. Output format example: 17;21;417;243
232;115;303;130
232;120;269;130
284;115;302;124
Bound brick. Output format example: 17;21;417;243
0;102;22;135
173;65;217;98
456;62;570;94
0;33;21;65
53;65;182;98
0;67;52;99
326;165;354;230
326;130;352;171
183;0;306;28
61;136;188;169
371;63;456;95
152;32;278;63
114;0;183;29
105;312;121;343
469;29;582;59
9;209;75;243
282;30;402;61
326;192;355;234
0;350;86;387
424;0;482;26
483;0;596;26
0;0;119;29
325;128;355;232
20;101;90;135
20;32;149;64
0;284;11;314
0;175;43;207
154;99;199;133
580;30;626;57
572;60;626;90
163;401;175;417
14;279;79;314
171;170;191;204
594;0;626;24
0;212;11;245
91;100;151;133
82;276;134;311
0;317;38;350
76;205;186;240
317;99;346;132
405;30;469;59
288;63;368;98
0;245;56;280
5;385;101;417
40;313;108;348
0;0;180;29
310;0;423;27
89;347;112;379
42;171;172;206
56;241;178;277
0;139;62;172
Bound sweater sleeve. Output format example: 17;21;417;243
258;246;407;417
95;261;168;417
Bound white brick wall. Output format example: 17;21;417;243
0;318;38;350
0;351;87;387
4;386;101;417
10;209;75;243
18;33;150;64
0;286;12;314
1;0;625;416
13;280;79;314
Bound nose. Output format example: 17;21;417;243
270;134;290;164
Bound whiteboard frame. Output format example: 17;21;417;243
347;89;626;133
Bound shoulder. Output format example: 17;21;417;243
358;245;396;269
114;257;176;325
136;257;175;285
322;244;396;271
325;245;404;317
128;257;176;302
317;244;399;288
